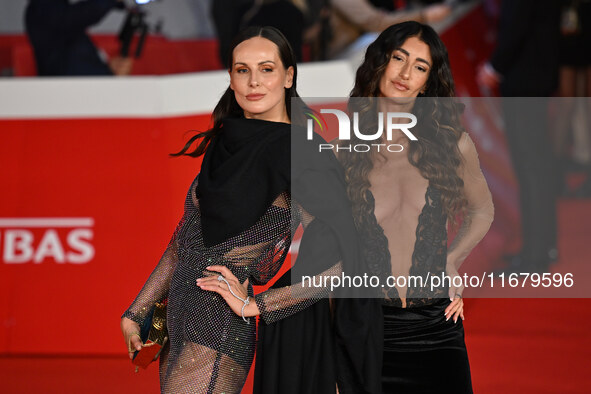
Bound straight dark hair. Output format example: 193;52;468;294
172;26;301;157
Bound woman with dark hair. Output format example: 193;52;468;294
120;26;302;393
120;25;380;394
338;21;494;392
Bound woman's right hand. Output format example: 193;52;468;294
121;317;142;359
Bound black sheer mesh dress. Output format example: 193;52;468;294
122;118;372;393
123;178;295;393
122;118;298;393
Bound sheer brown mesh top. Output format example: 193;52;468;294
363;133;494;308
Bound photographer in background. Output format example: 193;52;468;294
25;0;133;76
477;0;561;273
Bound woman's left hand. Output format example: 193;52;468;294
196;265;260;318
445;264;465;323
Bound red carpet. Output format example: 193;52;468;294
467;299;591;393
2;199;590;393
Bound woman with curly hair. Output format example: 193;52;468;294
337;21;494;393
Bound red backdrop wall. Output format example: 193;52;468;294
0;115;212;354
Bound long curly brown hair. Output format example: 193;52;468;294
339;21;467;228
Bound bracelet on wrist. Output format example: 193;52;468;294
241;297;250;324
218;275;251;324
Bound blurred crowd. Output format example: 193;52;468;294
476;0;591;273
23;0;455;75
210;0;452;64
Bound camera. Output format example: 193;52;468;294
118;0;163;58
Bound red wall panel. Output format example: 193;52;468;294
0;115;212;354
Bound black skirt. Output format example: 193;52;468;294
253;298;337;394
382;298;473;394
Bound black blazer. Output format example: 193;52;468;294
490;0;561;96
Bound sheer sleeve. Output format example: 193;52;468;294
448;133;495;269
121;215;184;326
255;261;342;325
254;203;344;325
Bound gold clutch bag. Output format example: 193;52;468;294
132;301;168;371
